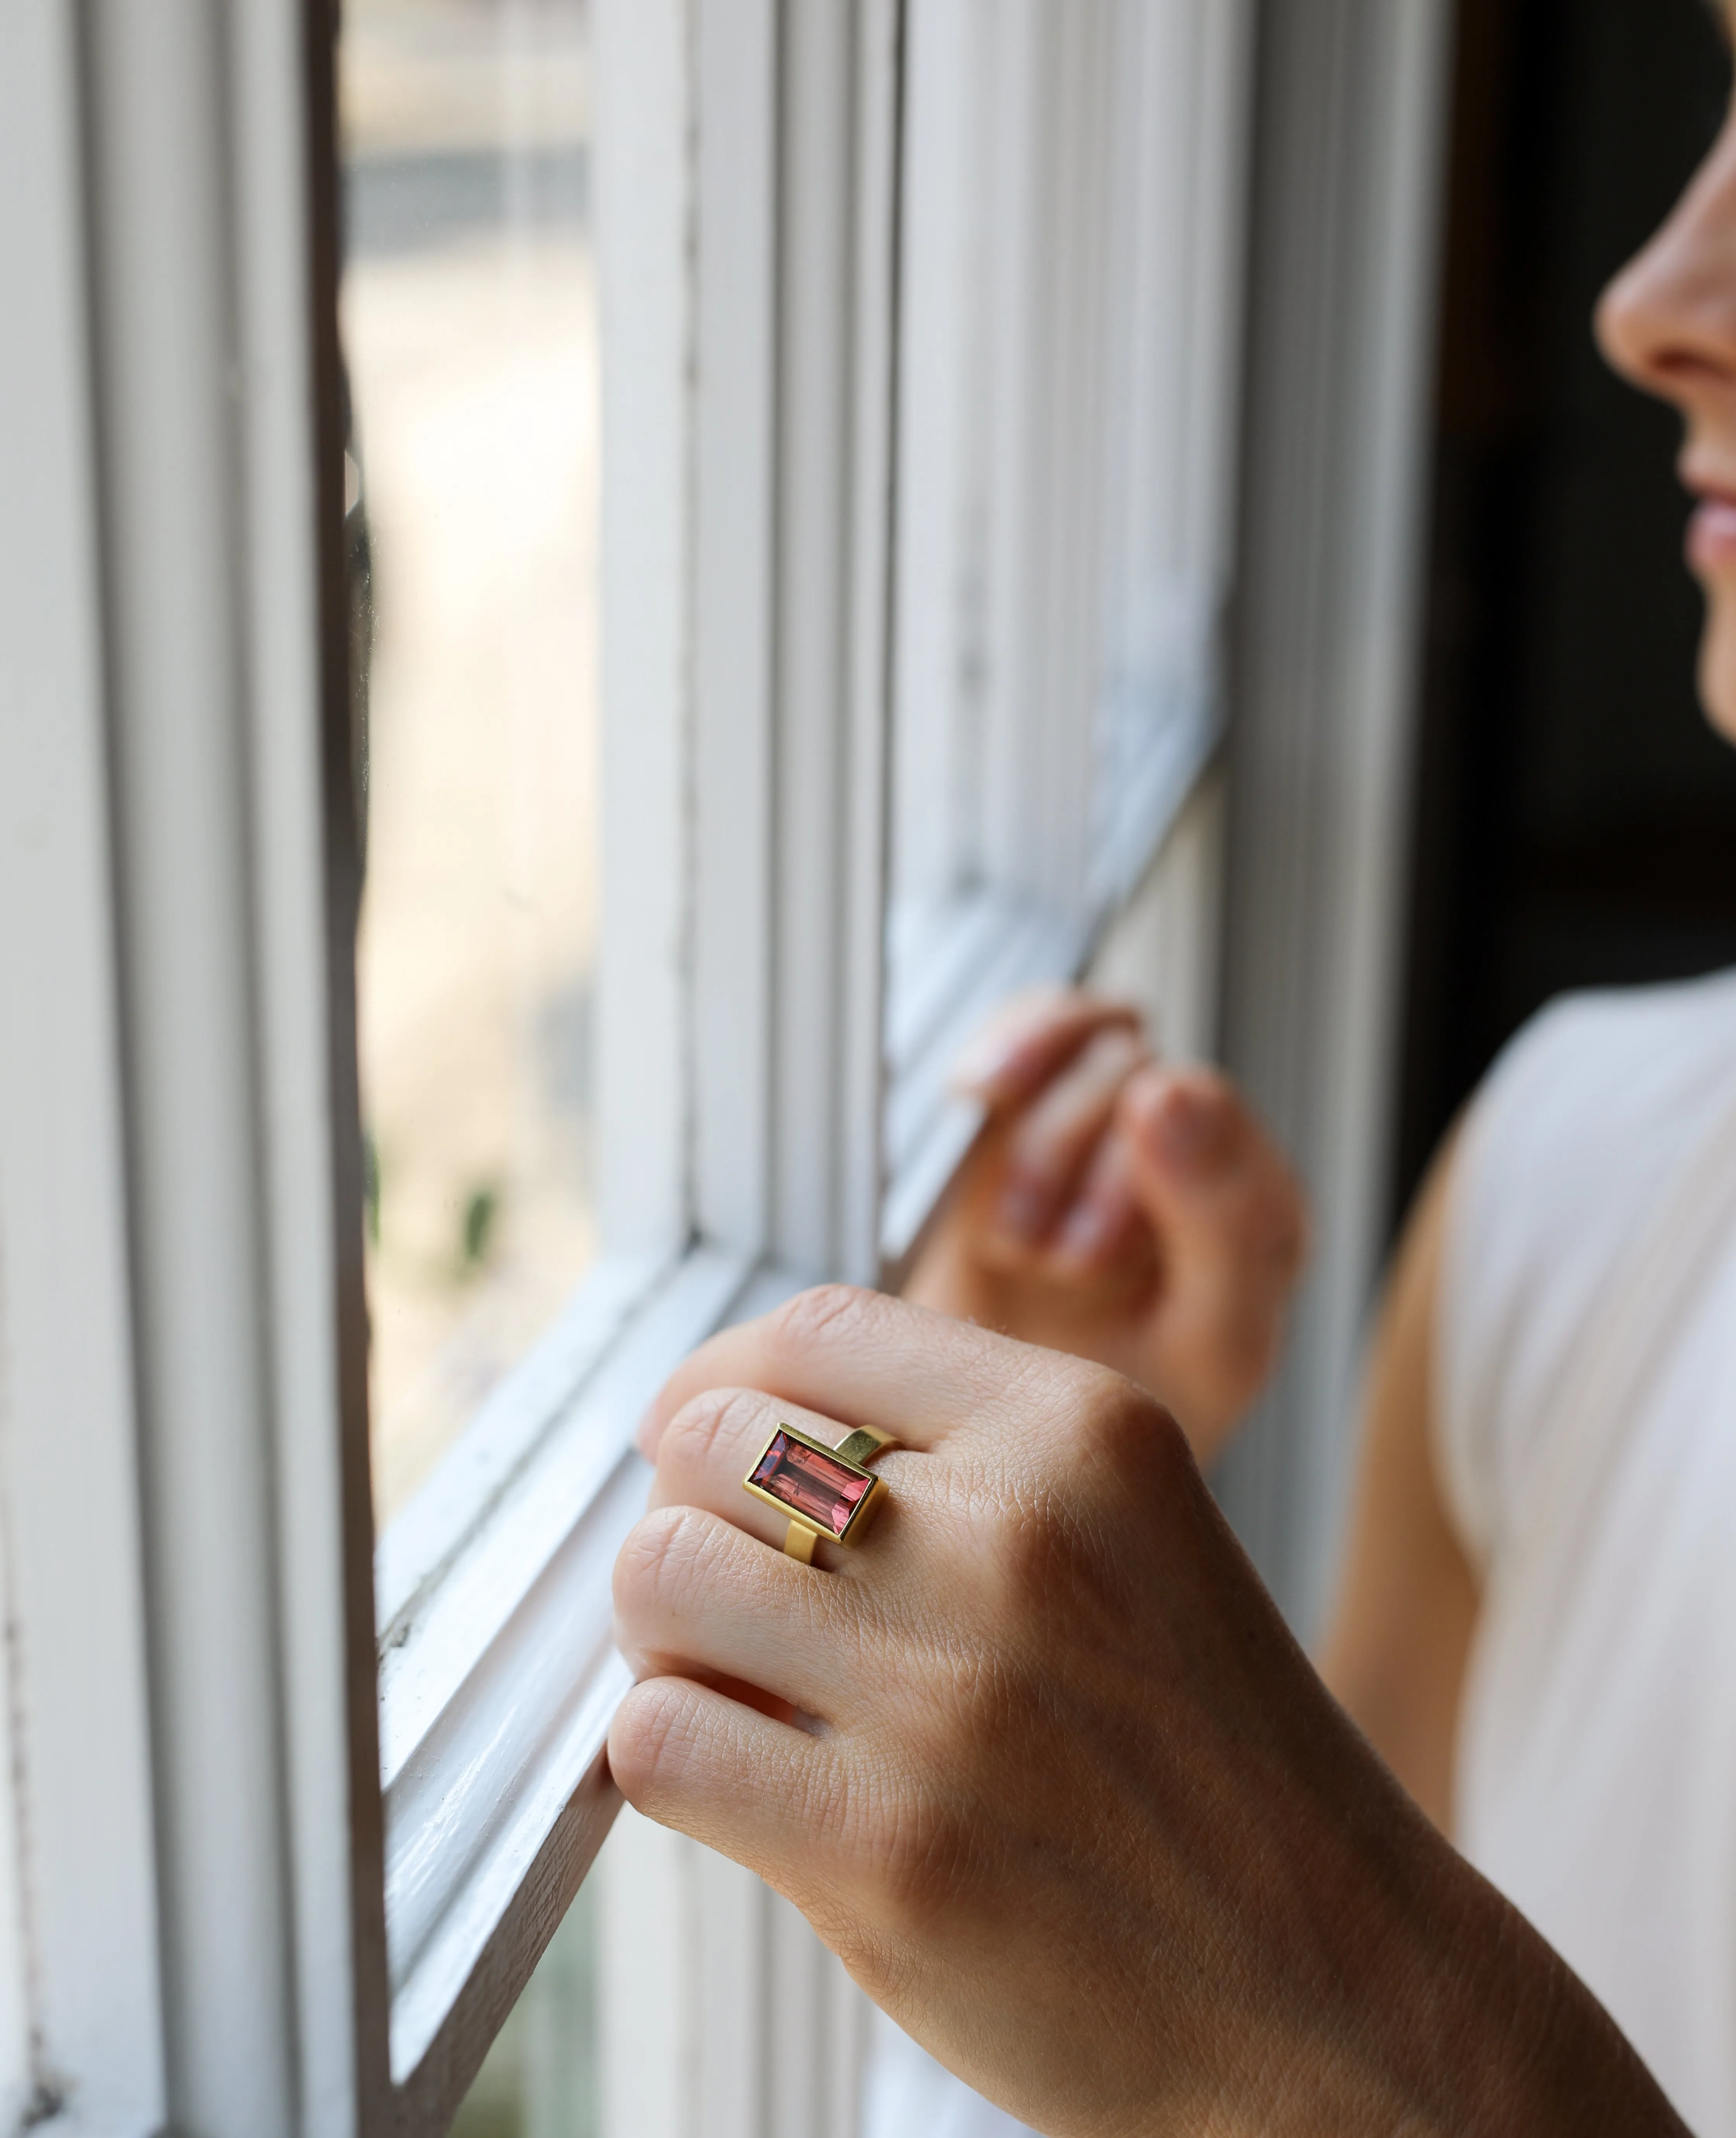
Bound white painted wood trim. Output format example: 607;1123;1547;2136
0;11;165;2124
692;0;780;1260
834;0;904;1289
231;0;378;2119
67;0;386;2125
595;0;694;1260
85;0;303;2105
767;0;899;1288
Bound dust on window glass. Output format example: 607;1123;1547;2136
338;0;599;1522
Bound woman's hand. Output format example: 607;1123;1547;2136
904;990;1307;1465
612;1288;1683;2138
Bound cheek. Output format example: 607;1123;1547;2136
1698;575;1736;745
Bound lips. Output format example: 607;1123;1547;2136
1688;495;1736;573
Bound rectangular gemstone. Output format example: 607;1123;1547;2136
749;1429;871;1539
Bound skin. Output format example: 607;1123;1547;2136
1598;5;1736;751
607;16;1736;2129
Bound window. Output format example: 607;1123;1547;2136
0;0;1451;2127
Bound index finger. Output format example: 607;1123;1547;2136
949;987;1144;1104
638;1284;1083;1461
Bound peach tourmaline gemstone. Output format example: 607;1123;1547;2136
749;1430;870;1539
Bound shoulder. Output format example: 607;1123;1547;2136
1470;966;1736;1154
1434;968;1736;1561
1456;967;1736;1248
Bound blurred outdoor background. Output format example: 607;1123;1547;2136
340;0;600;1532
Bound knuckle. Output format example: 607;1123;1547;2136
1076;1359;1170;1456
881;1808;964;1931
661;1384;768;1472
1068;1368;1192;1508
768;1281;880;1361
609;1680;698;1804
613;1502;708;1617
839;1758;963;1933
980;1473;1083;1596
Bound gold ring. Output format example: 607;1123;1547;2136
742;1421;899;1561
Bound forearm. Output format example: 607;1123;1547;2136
1317;1133;1478;1832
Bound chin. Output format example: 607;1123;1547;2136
1698;582;1736;745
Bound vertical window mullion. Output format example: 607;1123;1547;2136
887;0;974;915
766;0;900;1288
594;0;699;1262
976;0;1048;905
1184;0;1258;601
71;0;386;2121
0;2;167;2120
691;0;780;1261
83;0;316;2121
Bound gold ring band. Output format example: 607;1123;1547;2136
742;1420;899;1559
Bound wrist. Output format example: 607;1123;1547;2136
1277;1825;1688;2138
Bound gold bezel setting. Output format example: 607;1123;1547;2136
742;1421;891;1549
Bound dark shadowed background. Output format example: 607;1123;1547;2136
1398;0;1736;1214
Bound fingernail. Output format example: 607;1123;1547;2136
996;1176;1052;1241
1153;1088;1227;1176
1057;1198;1114;1261
951;1032;1023;1093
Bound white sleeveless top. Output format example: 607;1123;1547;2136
865;970;1736;2138
1439;968;1736;2137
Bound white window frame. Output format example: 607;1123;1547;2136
0;0;1454;2131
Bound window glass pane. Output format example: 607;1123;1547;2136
339;0;598;1520
451;1881;599;2138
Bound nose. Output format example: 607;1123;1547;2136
1597;112;1736;408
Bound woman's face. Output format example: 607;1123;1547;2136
1598;8;1736;739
